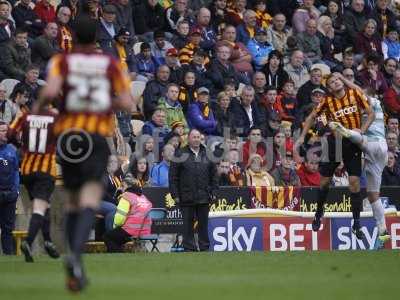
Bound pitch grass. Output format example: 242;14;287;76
1;251;399;300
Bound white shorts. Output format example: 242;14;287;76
362;138;388;192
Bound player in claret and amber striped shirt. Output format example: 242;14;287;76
297;72;375;240
8;106;60;263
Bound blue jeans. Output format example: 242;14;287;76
98;201;117;232
0;197;17;254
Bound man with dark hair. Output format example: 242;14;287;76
0;121;19;255
33;15;132;292
0;27;31;81
96;4;119;53
296;67;326;110
150;29;174;66
12;0;44;39
169;128;218;251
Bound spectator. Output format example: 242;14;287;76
296;67;325;109
115;108;133;144
241;126;266;168
0;85;15;124
245;154;275;186
382;58;398;86
110;28;137;80
133;0;165;40
253;0;272;29
213;91;235;136
387;116;399;135
275;80;298;122
382;151;400;185
12;0;44;39
142;108;170;150
206;44;241;96
332;162;349;186
382;28;400;61
383;69;400;116
157;83;188;131
164;47;183;84
263;110;281;138
16;64;40;107
333;49;357;74
295;87;326;129
266;13;292;54
195;7;217;52
164;131;181;149
236;9;257;45
217;159;233;186
31;22;60;76
34;0;56;24
217;25;253;77
354;19;383;59
171;20;189;50
341;68;357;84
0;27;31;81
317;15;341;68
358;53;388;95
0;121;19;255
262;50;289;92
143;65;170;119
150;30;174;67
103;175;152;253
56;6;72;52
135;42;157;82
179;27;202;65
296;19;322;65
257;85;284;121
386;132;400;155
271;149;301;186
292;0;320;34
9;83;29;117
128;155;150;187
369;0;397;37
114;0;135;38
284;50;310;93
187;87;217;135
165;0;194;33
343;0;367;47
178;70;197;113
322;0;345;37
150;144;175;187
180;48;210;89
297;153;321;186
169;128;218;252
225;0;247;27
0;1;14;51
231;85;263;137
208;0;227;35
57;0;80;21
97;4;119;53
247;27;274;71
252;71;267;103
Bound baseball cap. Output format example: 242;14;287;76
171;120;184;130
166;48;178;57
115;28;130;38
103;4;117;14
189;26;202;36
197;87;210;95
255;27;268;35
311;88;326;95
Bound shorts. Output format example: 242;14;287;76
362;138;388;192
58;132;110;191
319;135;362;177
23;172;55;202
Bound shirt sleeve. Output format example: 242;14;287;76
110;59;131;96
354;88;370;111
46;54;64;78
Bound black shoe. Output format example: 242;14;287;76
20;241;34;263
312;215;322;231
44;241;60;259
352;220;365;240
64;255;88;293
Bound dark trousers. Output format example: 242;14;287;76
0;200;17;254
181;204;210;252
103;227;131;253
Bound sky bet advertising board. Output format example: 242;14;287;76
208;217;400;252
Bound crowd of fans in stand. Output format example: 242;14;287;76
2;0;400;203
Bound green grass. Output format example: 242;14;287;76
1;251;399;300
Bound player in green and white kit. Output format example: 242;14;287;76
330;95;390;249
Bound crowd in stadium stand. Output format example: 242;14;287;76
2;0;400;201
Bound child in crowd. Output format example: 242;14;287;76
171;121;188;147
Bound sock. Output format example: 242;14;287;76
315;187;329;219
64;211;79;251
26;213;45;246
42;209;52;242
351;192;362;221
72;208;96;258
371;200;387;234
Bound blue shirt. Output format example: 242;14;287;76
0;143;19;194
150;160;169;187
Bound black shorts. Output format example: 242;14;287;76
23;172;55;202
319;135;362;177
58;132;110;192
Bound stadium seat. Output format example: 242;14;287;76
131;80;146;112
12;230;27;256
133;208;167;252
131;119;144;136
1;79;20;100
133;42;143;55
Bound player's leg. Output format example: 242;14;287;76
312;176;332;231
41;207;60;258
329;122;363;146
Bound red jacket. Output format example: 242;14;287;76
383;87;400;114
297;163;320;186
34;1;56;24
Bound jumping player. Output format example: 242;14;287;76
330;93;390;249
296;73;375;239
33;15;132;292
8;105;60;262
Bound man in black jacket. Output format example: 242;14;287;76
169;129;218;251
143;65;170;119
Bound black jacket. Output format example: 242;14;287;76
296;80;327;110
169;145;218;206
143;79;169;119
230;98;264;137
133;2;165;35
382;166;400;186
12;3;44;38
206;59;241;96
212;104;236;137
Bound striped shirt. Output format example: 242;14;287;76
314;88;370;130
